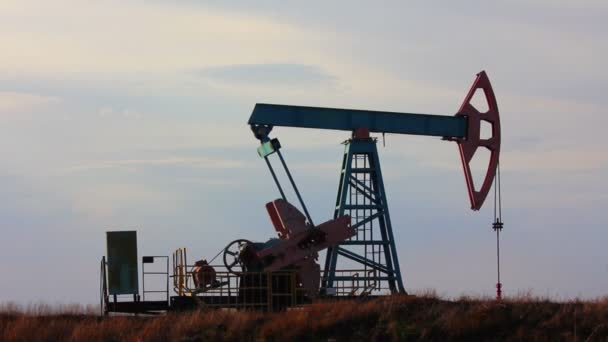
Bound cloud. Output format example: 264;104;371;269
97;106;142;119
0;91;61;114
0;0;320;76
502;146;608;173
198;63;336;86
63;157;248;173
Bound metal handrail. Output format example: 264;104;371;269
100;256;108;317
142;256;169;303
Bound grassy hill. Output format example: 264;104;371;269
1;294;607;341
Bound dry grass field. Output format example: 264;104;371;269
1;294;607;341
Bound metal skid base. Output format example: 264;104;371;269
102;256;385;314
104;299;170;315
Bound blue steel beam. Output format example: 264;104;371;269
249;103;467;138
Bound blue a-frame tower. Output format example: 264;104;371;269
325;134;405;293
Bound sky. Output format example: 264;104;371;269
0;0;607;304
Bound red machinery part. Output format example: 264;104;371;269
456;71;501;210
266;200;310;239
266;201;289;239
260;199;354;272
192;259;216;289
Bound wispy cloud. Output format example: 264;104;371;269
502;146;608;172
0;1;318;76
0;91;61;114
198;63;336;86
63;157;248;173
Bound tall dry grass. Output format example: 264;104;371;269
1;295;607;341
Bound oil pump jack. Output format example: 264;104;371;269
247;71;500;295
100;71;501;314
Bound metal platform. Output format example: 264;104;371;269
100;250;390;315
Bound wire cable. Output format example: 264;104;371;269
492;162;503;300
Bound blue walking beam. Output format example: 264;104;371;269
249;103;467;139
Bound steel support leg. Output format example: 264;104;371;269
322;138;405;294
